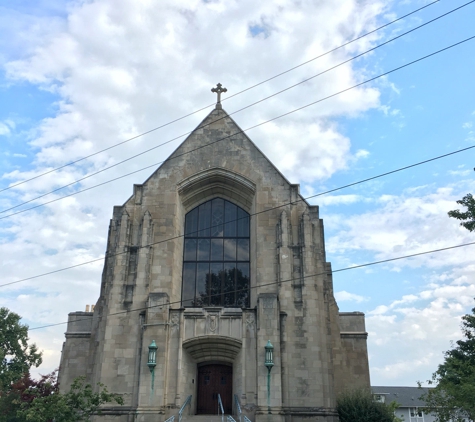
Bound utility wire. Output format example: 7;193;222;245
2;0;471;215
1;33;474;220
28;241;475;331
1;143;474;288
3;0;472;215
0;0;441;194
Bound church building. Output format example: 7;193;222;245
58;84;370;422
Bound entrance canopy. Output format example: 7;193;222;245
183;335;242;363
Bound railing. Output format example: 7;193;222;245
178;395;192;422
234;394;242;422
217;393;225;422
242;416;251;422
227;416;237;422
164;416;175;422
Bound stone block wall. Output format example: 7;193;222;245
58;312;93;390
58;106;371;422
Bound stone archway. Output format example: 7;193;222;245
182;335;242;363
183;335;242;415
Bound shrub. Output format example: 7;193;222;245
336;388;397;422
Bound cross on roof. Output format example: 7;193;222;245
211;83;227;109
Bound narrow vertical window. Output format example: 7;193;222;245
182;198;250;307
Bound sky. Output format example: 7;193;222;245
0;0;474;388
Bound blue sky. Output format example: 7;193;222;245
0;0;474;387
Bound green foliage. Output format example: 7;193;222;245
0;371;58;422
448;193;475;232
336;388;398;422
420;305;475;422
0;307;122;421
18;376;124;422
0;308;42;393
387;401;405;422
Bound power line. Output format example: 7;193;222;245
1;143;474;288
2;34;474;220
2;0;472;215
0;0;441;194
28;241;475;331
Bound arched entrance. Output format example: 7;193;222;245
182;336;241;415
197;363;233;414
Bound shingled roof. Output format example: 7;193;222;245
372;386;430;407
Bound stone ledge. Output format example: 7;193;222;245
65;332;91;339
340;331;368;339
280;406;339;416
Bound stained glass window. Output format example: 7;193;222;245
182;198;250;307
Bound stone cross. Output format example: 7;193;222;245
211;83;227;109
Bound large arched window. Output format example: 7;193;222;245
182;198;250;308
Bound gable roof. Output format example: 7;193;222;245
372;386;430;407
122;106;311;207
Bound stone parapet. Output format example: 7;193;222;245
339;311;366;332
65;311;93;334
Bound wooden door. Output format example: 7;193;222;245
197;364;233;414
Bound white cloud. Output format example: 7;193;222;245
4;0;386;184
448;169;471;177
355;149;370;159
335;290;369;303
1;0;389;379
321;177;475;386
0;120;15;136
367;269;475;385
0;123;11;136
326;181;475;270
317;194;364;206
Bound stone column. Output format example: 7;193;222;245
136;293;169;422
256;293;284;422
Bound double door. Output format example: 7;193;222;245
197;364;232;414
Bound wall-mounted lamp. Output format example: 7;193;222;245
264;340;274;413
147;340;158;373
265;340;274;371
147;340;158;401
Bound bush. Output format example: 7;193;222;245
336;388;397;422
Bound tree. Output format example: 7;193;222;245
0;371;124;422
0;308;42;393
18;376;124;422
448;193;475;232
0;371;58;422
336;388;400;422
420;305;475;422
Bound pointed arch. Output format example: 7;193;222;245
177;167;255;213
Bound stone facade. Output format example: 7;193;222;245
58;104;370;422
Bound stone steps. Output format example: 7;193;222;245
182;415;230;422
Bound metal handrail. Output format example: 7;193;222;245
164;417;175;422
234;394;242;422
243;416;252;422
218;393;225;422
227;416;237;422
178;395;192;422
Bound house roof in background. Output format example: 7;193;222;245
372;386;431;407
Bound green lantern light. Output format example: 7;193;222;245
265;340;274;371
147;340;158;372
264;340;274;414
